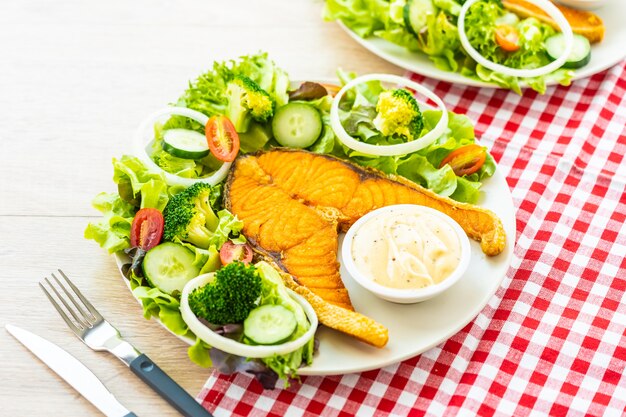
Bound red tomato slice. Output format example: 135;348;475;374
130;208;164;251
219;241;253;265
440;144;487;177
206;115;240;162
495;25;520;52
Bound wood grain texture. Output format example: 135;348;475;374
0;0;400;415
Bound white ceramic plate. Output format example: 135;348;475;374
114;78;516;376
115;165;515;376
338;1;626;88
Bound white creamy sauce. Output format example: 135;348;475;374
351;209;462;289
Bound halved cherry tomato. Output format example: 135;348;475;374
219;241;253;265
130;208;164;251
495;25;520;52
206;115;240;162
440;144;487;177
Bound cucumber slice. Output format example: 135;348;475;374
271;103;322;148
162;129;210;159
545;33;591;69
404;0;436;37
243;304;297;345
142;242;201;295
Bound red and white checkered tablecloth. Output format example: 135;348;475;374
197;62;626;416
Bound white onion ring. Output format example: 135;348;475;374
133;107;232;187
458;0;574;79
180;273;319;359
330;74;448;156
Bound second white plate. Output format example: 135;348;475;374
338;1;626;88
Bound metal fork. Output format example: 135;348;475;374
41;269;213;417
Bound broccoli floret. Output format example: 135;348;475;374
226;75;275;132
373;89;424;141
189;262;262;324
163;182;219;248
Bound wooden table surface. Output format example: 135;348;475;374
0;0;401;415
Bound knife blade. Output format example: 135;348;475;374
6;324;136;417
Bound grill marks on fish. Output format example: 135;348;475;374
227;157;352;312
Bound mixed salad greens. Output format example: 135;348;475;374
144;52;495;203
324;0;592;93
86;52;498;388
86;155;311;387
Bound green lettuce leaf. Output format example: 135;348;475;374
450;176;482;202
254;262;315;382
131;284;192;337
375;26;421;52
113;155;170;211
188;338;213;367
397;154;458;196
206;210;245;249
176;242;222;275
167;52;290;128
148;124;225;180
434;0;461;16
84;193;135;253
86;156;172;252
418;11;463;72
323;0;390;37
305;77;496;203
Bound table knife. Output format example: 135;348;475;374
6;324;136;417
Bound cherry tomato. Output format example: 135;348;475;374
440;144;487;177
206;115;240;162
219;241;253;265
495;25;520;52
130;208;164;251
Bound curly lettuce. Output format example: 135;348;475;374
165;52;289;130
152;52;290;177
85;155;171;253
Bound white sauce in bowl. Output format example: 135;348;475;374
350;209;462;290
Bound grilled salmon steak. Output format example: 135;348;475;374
502;0;605;43
224;149;506;347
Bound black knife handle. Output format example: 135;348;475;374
129;354;213;417
123;414;138;417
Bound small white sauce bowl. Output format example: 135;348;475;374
342;205;471;304
180;273;318;358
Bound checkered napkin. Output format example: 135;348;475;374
197;62;626;416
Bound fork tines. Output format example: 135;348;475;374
39;269;102;333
